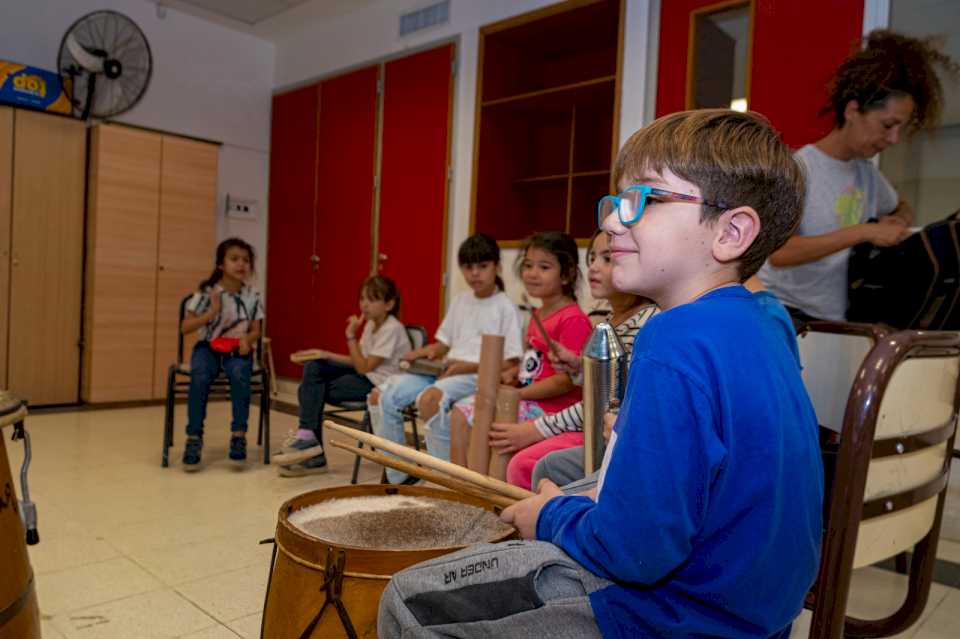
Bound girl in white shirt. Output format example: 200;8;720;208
276;275;410;476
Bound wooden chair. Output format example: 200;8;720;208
161;294;272;467
322;325;428;484
803;327;960;639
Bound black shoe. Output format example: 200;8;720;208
278;452;329;477
182;437;203;472
229;435;247;463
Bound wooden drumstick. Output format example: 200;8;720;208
488;385;521;480
323;420;533;501
521;293;560;360
467;334;504;474
290;349;326;363
328;440;518;508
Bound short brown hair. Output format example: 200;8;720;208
613;109;804;280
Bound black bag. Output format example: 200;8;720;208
848;211;960;330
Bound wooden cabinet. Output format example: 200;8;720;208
0;107;85;405
153;137;218;398
471;0;623;245
268;44;454;379
0;108;11;392
83;124;217;403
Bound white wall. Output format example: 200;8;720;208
0;0;275;289
270;0;656;311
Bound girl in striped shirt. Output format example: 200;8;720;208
493;229;657;489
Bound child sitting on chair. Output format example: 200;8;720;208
378;110;823;638
275;275;410;476
369;233;523;484
181;238;263;472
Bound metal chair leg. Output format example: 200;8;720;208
350;411;372;484
162;368;177;468
262;375;271;464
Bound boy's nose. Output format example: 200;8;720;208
602;212;627;234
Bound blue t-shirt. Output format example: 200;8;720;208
537;286;822;638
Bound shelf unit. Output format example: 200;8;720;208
471;0;623;246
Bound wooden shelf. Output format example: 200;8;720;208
514;169;611;185
471;0;623;245
514;173;568;185
573;169;610;178
481;76;616;112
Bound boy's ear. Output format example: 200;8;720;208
843;99;862;124
712;206;760;264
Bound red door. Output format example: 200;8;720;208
267;84;319;379
311;66;379;355
377;44;455;337
655;0;863;148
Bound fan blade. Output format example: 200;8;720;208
66;33;104;73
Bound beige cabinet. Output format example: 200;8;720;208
0;107;85;405
83;124;217;402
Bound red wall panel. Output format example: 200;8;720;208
267;84;319;378
312;66;379;355
656;0;864;148
378;44;454;337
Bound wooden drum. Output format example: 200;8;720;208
0;391;39;639
262;484;515;638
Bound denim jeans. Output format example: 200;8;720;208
372;372;477;483
298;359;374;436
186;341;253;438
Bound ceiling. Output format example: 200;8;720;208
149;0;378;39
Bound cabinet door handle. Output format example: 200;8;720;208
158;265;165;271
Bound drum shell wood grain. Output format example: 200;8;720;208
0;405;40;639
262;484;515;638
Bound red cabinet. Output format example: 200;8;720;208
268;45;454;379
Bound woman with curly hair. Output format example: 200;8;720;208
759;30;958;322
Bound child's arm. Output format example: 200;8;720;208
181;291;220;334
238;320;262;356
533;360;721;585
518;373;575;401
405;341;450;362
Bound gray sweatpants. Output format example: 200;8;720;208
531;446;600;495
378;540;610;638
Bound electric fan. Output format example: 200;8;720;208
57;10;153;119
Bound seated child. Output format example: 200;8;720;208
181;238;263;471
369;234;523;484
487;228;657;490
449;231;593;489
274;275;410;476
378;110;823;638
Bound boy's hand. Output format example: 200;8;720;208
500;366;519;386
602;410;617;443
345;315;363;339
500;479;563;539
548;342;581;376
489;421;544;454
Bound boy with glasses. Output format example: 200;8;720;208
377;110;822;638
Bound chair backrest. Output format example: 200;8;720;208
176;292;264;366
405;325;428;351
797;321;891;432
808;328;960;639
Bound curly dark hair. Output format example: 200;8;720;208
823;29;959;132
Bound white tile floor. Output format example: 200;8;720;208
2;402;959;638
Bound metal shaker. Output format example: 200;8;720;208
582;323;628;475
